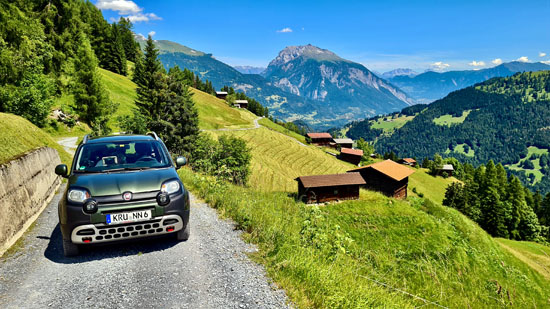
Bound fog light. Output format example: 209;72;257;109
156;192;170;206
83;199;98;214
166;226;175;232
83;237;92;243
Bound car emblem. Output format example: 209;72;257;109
123;192;132;201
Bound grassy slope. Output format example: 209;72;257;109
433;110;471;126
187;89;550;307
0;113;72;166
496;238;550;280
258;118;307;144
371;115;415;132
192;88;256;130
507;146;548;184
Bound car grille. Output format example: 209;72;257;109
71;215;183;244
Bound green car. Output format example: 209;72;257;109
54;133;190;256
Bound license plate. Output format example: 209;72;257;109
106;209;152;225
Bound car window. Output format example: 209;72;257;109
74;141;171;172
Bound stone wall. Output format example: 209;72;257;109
0;147;61;256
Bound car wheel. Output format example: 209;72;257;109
63;238;80;257
176;223;190;241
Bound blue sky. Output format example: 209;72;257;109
96;0;550;72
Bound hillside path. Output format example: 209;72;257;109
0;185;290;308
203;116;263;132
57;136;78;155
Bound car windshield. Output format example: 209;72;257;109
74;140;171;173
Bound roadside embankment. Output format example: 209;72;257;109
0;147;61;257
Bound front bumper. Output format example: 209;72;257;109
71;214;184;244
59;189;190;242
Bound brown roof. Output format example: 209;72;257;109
402;158;416;163
348;159;415;181
307;132;332;139
340;148;364;156
296;173;366;188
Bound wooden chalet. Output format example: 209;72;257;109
339;148;364;165
399;158;417;167
234;100;248;108
348;159;415;199
332;138;354;149
306;133;333;146
439;164;454;176
215;91;228;100
296;173;366;204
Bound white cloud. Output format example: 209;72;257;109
539;52;546;57
430;61;450;71
492;58;503;65
276;27;293;33
468;60;486;67
126;12;162;23
135;33;146;40
542;60;550;65
516;56;529;62
95;0;161;23
95;0;141;14
148;31;156;37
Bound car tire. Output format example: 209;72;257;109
63;238;80;257
177;223;190;241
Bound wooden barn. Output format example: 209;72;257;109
306;133;333;146
399;158;417;167
339;148;364;165
215;91;228;100
439;164;454;176
348;159;415;199
332;138;354;149
234;100;248;108
296;173;366;204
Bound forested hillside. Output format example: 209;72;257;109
348;72;550;194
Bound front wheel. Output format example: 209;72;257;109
63;238;80;257
176;223;190;241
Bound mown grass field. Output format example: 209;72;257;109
258;118;307;144
445;143;475;157
496;238;550;280
433;110;471;126
0;113;72;165
192;89;256;130
209;127;354;192
408;168;459;204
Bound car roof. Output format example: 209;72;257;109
85;135;157;144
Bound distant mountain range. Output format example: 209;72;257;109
389;62;550;103
135;36;413;128
233;66;266;74
381;68;418;79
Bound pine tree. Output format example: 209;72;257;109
72;34;114;135
135;35;165;122
116;17;138;62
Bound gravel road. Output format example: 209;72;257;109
0;185;290;308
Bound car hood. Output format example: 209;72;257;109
68;168;178;197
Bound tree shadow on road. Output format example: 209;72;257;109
44;224;180;264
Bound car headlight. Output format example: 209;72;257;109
161;180;180;194
68;189;90;203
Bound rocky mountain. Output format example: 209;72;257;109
382;68;418;79
233;66;266;74
262;45;413;121
390;61;550;103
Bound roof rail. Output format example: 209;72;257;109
147;132;159;141
82;134;90;144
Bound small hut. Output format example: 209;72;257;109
233;100;248;108
339;148;364;165
306;133;333;146
296;173;366;204
215;91;228;100
348;159;414;199
399;158;417;167
439;164;454;176
332;138;354;149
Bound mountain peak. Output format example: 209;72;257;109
268;44;342;67
382;68;418;79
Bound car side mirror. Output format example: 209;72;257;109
55;164;68;178
175;156;187;168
